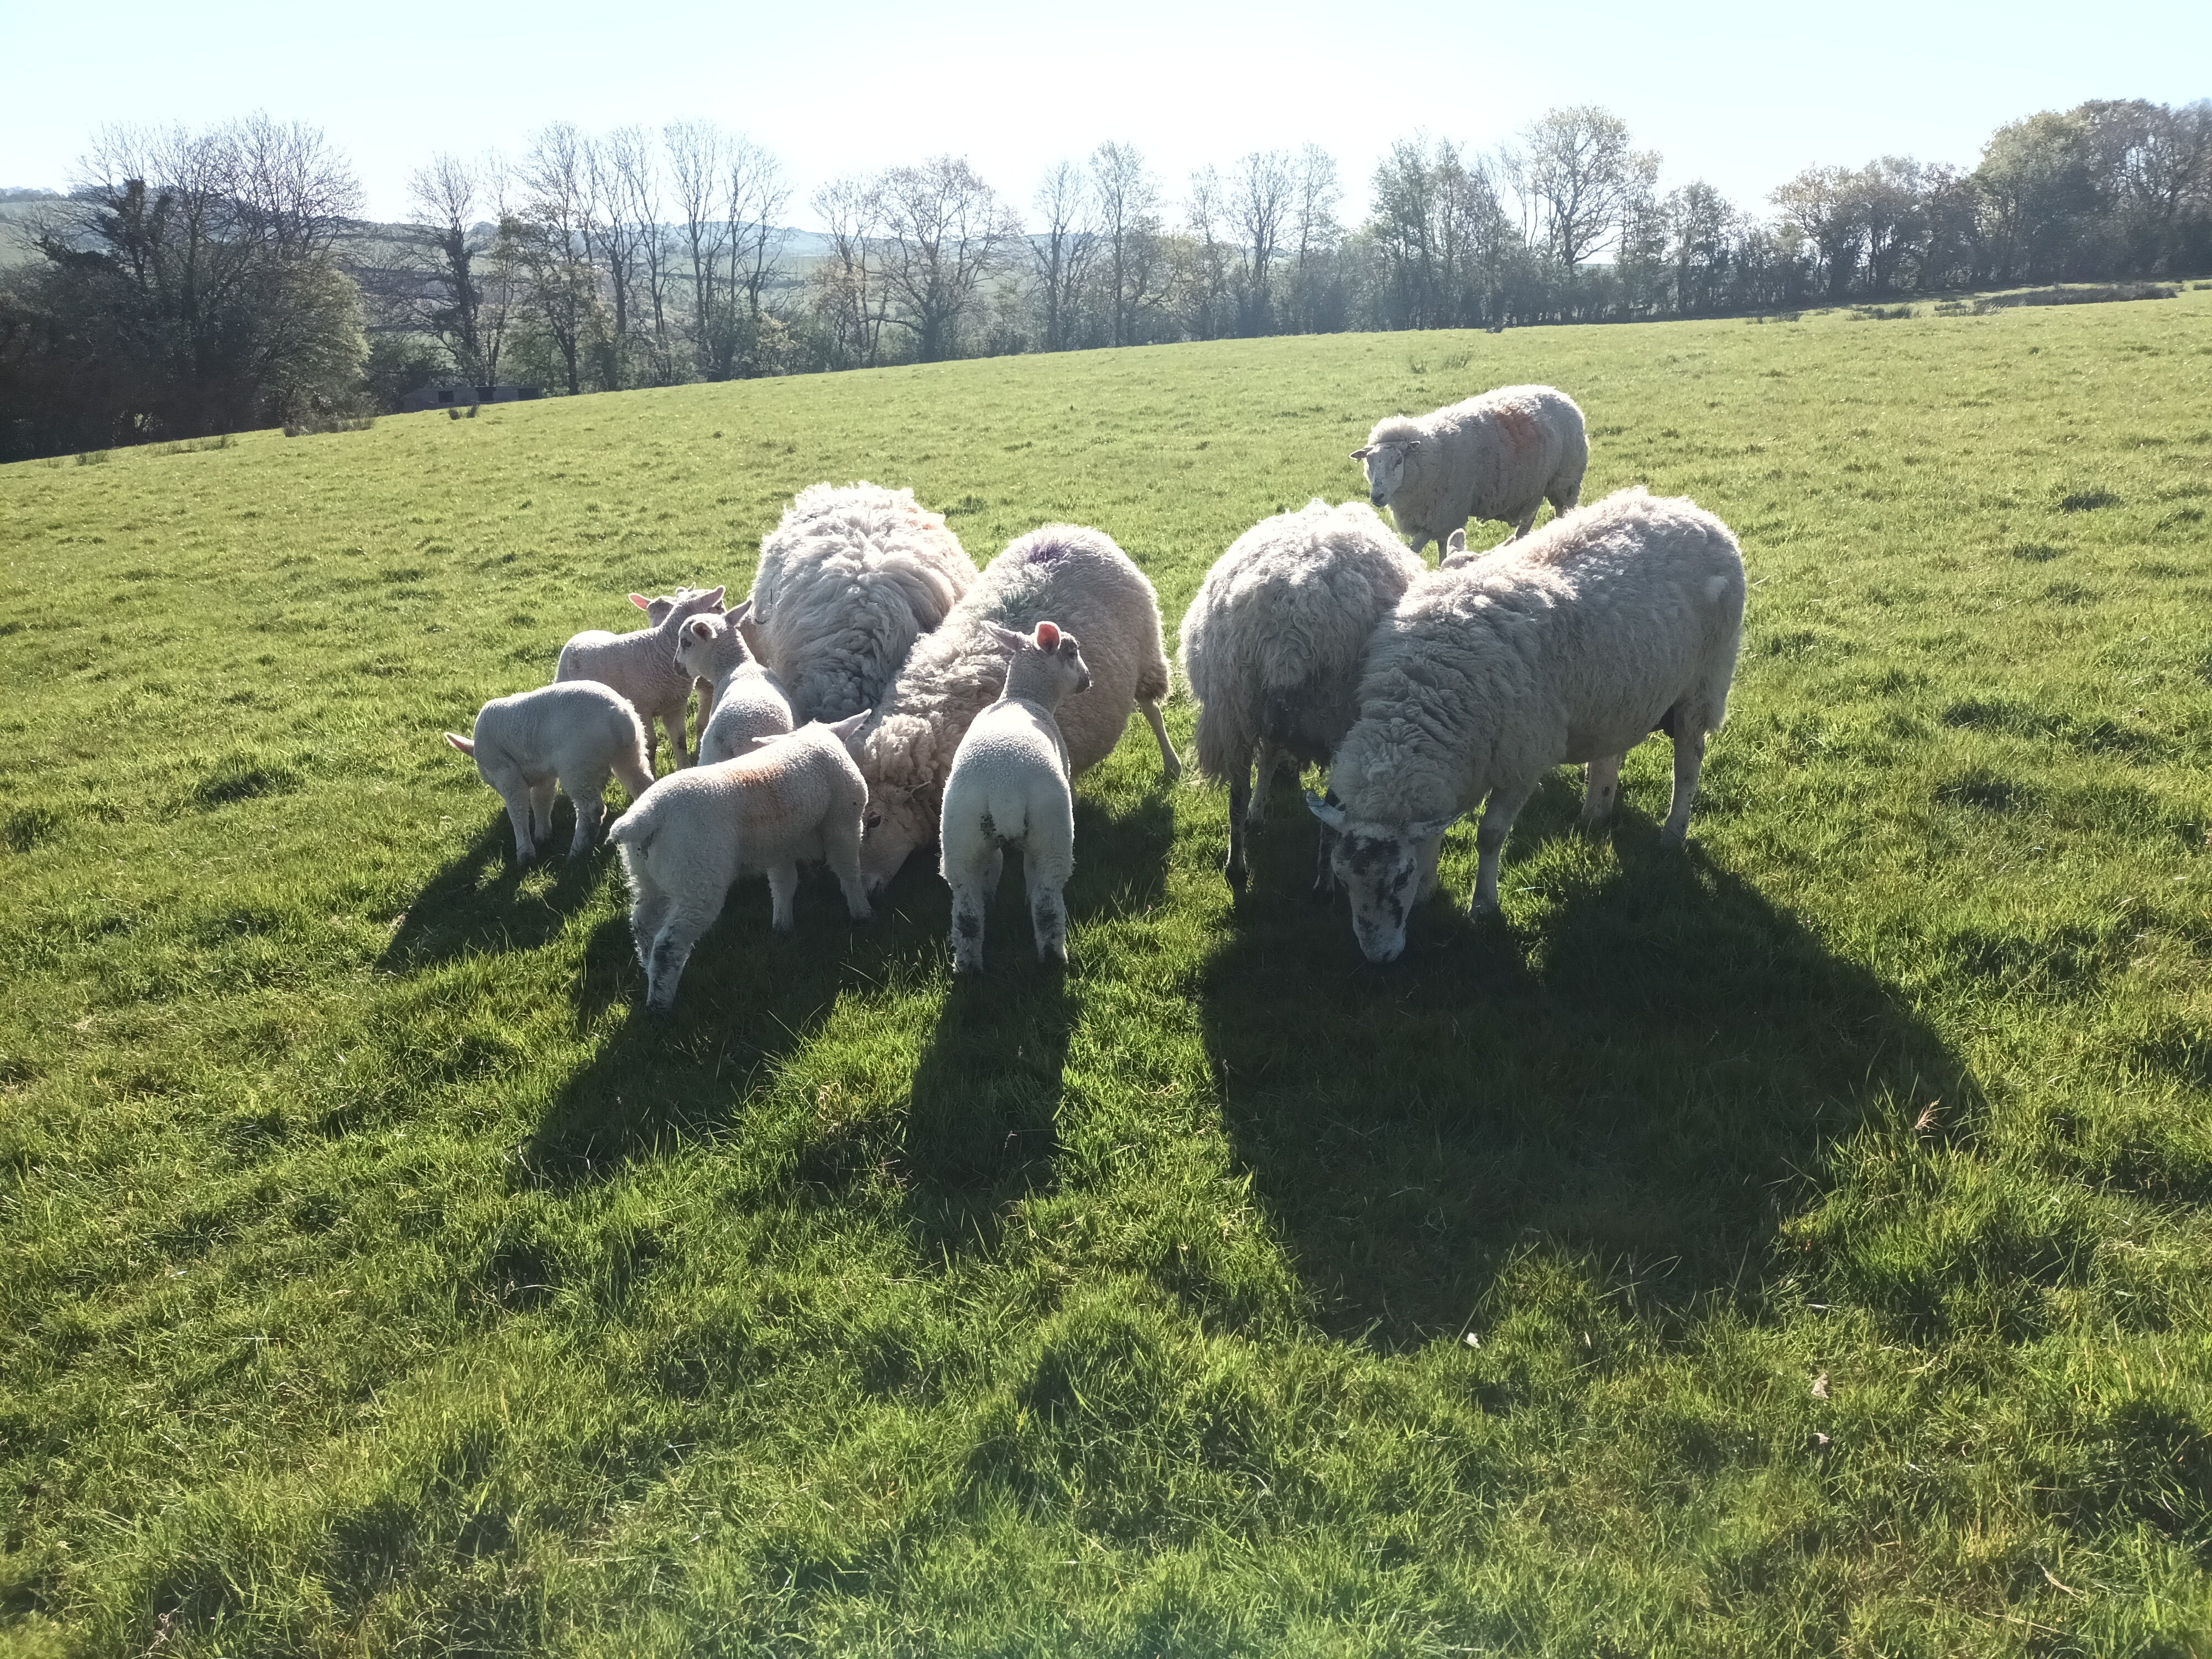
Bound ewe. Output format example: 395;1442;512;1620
848;523;1181;895
444;681;654;863
1178;499;1425;891
608;718;873;1014
747;482;979;723
1308;488;1745;963
940;621;1091;974
675;602;795;766
1354;384;1588;554
556;585;726;769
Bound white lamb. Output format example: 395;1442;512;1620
675;601;795;766
443;681;655;863
940;620;1092;974
1306;487;1745;963
747;482;979;723
1177;499;1426;892
607;716;874;1013
555;585;726;769
1354;384;1589;554
848;523;1182;895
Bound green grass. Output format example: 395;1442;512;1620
4;294;2212;1656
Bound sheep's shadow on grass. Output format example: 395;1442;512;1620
378;805;612;971
1204;770;1983;1350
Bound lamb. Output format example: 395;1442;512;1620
674;601;794;765
1306;487;1745;963
747;482;979;723
1353;384;1589;554
849;523;1182;895
555;585;727;769
443;681;655;863
607;716;874;1013
1177;499;1426;892
940;621;1091;974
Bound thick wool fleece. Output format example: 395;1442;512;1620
851;523;1181;893
1360;383;1589;553
747;482;979;723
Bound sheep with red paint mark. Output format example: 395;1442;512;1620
1353;384;1588;555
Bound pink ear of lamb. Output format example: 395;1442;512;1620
1034;620;1061;649
629;593;651;611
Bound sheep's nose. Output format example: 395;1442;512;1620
1370;492;1385;507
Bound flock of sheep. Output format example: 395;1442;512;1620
445;382;1746;1000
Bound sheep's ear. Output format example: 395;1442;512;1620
701;585;726;607
629;593;652;611
1445;529;1466;554
822;712;868;741
983;621;1030;653
1403;440;1422;454
1406;815;1456;841
1305;790;1348;831
685;616;714;641
727;597;753;624
445;732;475;755
1034;620;1061;649
1351;446;1373;461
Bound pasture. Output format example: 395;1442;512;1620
3;293;2211;1656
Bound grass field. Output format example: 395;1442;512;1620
4;293;2212;1657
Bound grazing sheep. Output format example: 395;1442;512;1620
1178;499;1426;893
850;523;1182;895
444;681;655;863
940;620;1092;974
1307;488;1745;963
747;482;979;723
607;716;874;1013
1354;384;1588;554
555;585;726;769
675;602;795;765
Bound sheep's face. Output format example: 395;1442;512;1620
1310;793;1451;963
674;615;721;679
1355;443;1412;512
858;790;931;896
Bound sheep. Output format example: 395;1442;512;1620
555;585;726;770
1353;384;1589;554
747;482;979;723
1306;487;1745;963
675;601;795;766
1177;499;1425;893
443;681;655;863
849;523;1182;895
607;716;874;1013
940;620;1092;974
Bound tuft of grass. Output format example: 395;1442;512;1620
5;291;2212;1656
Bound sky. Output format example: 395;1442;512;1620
2;0;2206;228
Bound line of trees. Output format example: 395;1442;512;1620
3;98;2208;460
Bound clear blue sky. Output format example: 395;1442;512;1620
2;0;2205;226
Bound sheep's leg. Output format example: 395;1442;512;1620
765;863;801;933
568;787;607;859
1141;698;1182;781
945;842;999;974
1224;753;1252;891
1470;781;1536;915
1582;754;1625;826
1510;508;1538;540
1662;719;1708;846
1311;821;1337;901
821;812;873;922
528;776;559;857
1027;869;1070;966
629;883;673;977
644;920;703;1015
502;788;539;864
663;708;692;770
1247;739;1282;826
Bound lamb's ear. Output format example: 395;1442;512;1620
727;597;753;624
1034;620;1061;649
983;620;1030;653
685;615;715;641
629;593;652;611
822;711;868;743
700;585;726;607
1405;815;1457;841
1305;790;1348;831
445;732;475;755
1445;528;1466;554
1402;440;1422;454
1351;446;1373;461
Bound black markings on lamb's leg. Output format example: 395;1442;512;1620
978;811;996;841
956;912;981;940
1310;822;1336;900
647;931;692;1012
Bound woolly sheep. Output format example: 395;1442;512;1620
1306;488;1745;963
1354;384;1589;554
747;482;979;723
556;585;726;769
1177;499;1425;892
675;601;795;766
940;620;1092;974
849;523;1182;895
607;716;874;1013
443;681;655;863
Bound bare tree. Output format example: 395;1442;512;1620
1030;160;1097;351
664;119;727;375
723;136;791;374
1286;143;1343;331
1509;106;1659;279
608;129;676;380
400;150;510;383
515;122;606;393
1230;149;1293;333
1091;141;1166;347
1183;164;1235;340
1770;165;1864;298
874;156;1018;362
811;174;891;369
585;130;640;363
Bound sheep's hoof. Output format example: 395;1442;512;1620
1223;860;1246;893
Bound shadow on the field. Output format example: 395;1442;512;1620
1202;769;1982;1350
378;805;614;971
